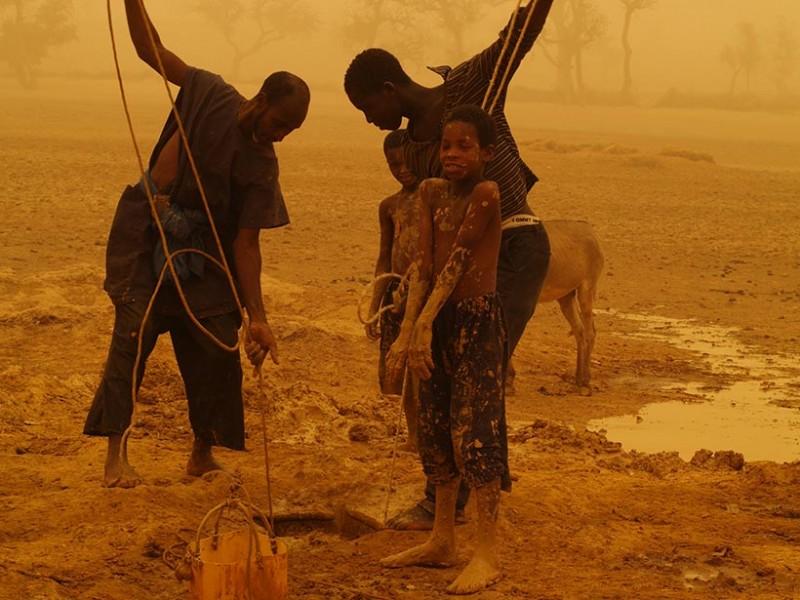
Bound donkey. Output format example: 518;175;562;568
509;220;604;391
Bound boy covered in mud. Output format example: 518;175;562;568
365;130;421;451
381;105;508;595
346;0;554;531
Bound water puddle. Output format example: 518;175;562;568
589;312;800;463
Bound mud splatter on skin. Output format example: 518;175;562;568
403;178;501;379
391;190;424;277
367;187;424;323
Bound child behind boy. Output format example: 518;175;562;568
381;105;508;595
366;130;421;450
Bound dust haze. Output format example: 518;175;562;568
4;0;800;164
5;2;800;92
1;1;800;599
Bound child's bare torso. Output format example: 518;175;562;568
424;178;501;303
386;189;422;277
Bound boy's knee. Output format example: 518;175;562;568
461;446;506;489
420;443;458;483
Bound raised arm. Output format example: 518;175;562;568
366;200;395;340
124;0;190;86
409;181;500;380
475;0;555;89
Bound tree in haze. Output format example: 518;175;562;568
0;0;75;89
192;0;312;80
720;22;760;96
619;0;656;100
344;0;400;49
770;20;798;96
412;0;507;59
343;0;509;68
540;0;607;102
342;0;426;64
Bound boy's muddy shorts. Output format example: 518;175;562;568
378;280;403;394
418;292;511;491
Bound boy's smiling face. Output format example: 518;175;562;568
440;121;493;182
385;147;417;188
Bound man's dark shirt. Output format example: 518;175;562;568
104;68;289;317
402;8;543;221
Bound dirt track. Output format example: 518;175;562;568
1;80;799;599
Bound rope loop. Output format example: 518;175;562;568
357;271;410;326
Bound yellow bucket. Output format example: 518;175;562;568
188;499;288;600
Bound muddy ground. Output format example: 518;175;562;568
1;79;799;599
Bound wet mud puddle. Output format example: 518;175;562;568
589;312;800;462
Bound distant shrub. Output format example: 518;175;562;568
657;88;800;113
660;148;716;164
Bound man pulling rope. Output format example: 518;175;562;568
84;0;309;488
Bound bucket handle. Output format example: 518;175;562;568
193;499;276;563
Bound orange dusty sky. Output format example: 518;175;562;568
7;0;799;96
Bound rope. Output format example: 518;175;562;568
482;0;540;116
256;370;275;535
482;0;522;112
382;367;409;525
357;271;408;326
106;0;274;521
356;269;412;524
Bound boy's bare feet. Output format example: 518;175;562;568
104;435;142;488
387;504;467;530
447;554;502;595
447;479;502;594
380;536;456;568
384;479;461;568
186;438;224;477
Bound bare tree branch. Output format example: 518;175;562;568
193;0;313;79
619;0;656;99
0;0;75;88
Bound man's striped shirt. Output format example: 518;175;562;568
402;8;542;221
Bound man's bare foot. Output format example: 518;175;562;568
104;436;141;488
446;555;502;595
104;461;142;488
380;537;456;568
186;439;224;477
387;504;466;530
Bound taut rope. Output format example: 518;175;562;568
382;368;410;525
482;0;539;116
